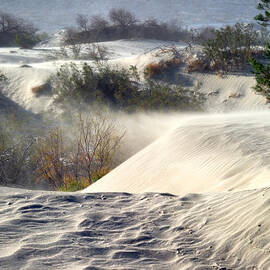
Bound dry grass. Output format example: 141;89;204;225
187;59;208;73
31;83;50;96
34;114;124;191
144;58;182;79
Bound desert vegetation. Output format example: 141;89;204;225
144;58;182;80
46;43;110;61
0;112;124;192
35;113;124;191
0;10;42;48
250;0;270;100
2;6;268;193
49;62;204;112
64;8;219;45
202;23;265;71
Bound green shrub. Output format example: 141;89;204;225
254;0;270;27
15;33;39;49
137;80;205;111
50;62;204;112
0;11;38;47
50;62;137;107
58;177;89;192
249;0;270;100
203;23;262;71
250;44;270;100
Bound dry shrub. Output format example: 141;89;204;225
144;62;164;78
58;175;90;192
217;70;224;78
187;59;208;73
31;83;50;96
34;113;124;191
35;128;67;190
46;43;109;61
144;58;182;79
0;115;35;186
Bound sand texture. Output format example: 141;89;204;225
1;187;270;270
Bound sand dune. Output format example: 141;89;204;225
85;112;270;195
1;186;270;269
1;37;270;269
0;40;266;115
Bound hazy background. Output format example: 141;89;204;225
0;0;260;32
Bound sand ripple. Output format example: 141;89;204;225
1;187;270;269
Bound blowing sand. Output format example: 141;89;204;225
1;39;270;269
85;112;270;195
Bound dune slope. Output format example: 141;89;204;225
85;112;270;195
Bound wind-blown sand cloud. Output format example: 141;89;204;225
1;6;270;268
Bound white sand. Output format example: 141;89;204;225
85;112;270;195
1;186;270;269
1;39;270;269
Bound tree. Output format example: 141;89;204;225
250;1;270;99
250;45;270;100
109;8;137;28
203;23;259;71
0;11;38;46
76;14;89;32
90;15;109;31
254;0;270;26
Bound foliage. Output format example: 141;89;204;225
250;44;270;100
144;58;182;79
0;115;36;186
249;1;270;100
34;113;124;191
46;43;109;61
34;128;68;190
203;23;262;71
15;33;39;49
58;176;89;192
65;8;192;43
109;8;137;28
0;11;38;46
137;80;205;111
50;62;137;108
254;0;270;27
0;110;123;191
50;62;204;112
